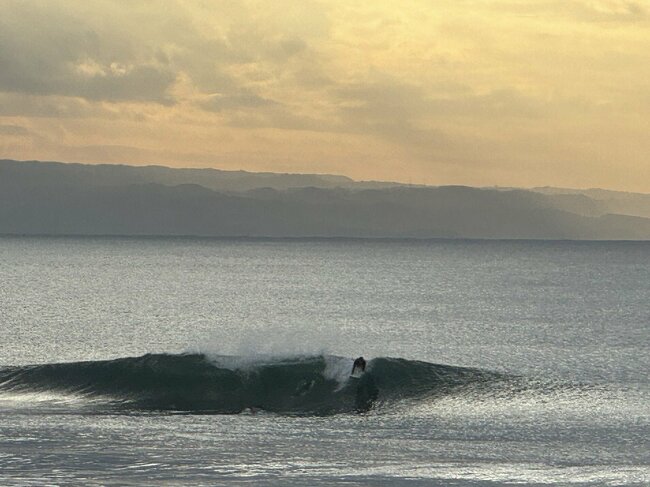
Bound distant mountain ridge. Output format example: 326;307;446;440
0;159;399;192
1;159;649;240
530;186;650;219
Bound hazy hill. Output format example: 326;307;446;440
0;159;398;192
1;159;649;239
531;186;650;219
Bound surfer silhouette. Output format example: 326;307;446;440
351;357;366;376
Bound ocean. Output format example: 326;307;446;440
0;236;648;486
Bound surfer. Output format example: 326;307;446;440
351;356;366;376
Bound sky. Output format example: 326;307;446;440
0;0;649;191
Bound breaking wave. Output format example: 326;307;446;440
0;353;499;415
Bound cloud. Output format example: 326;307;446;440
425;89;544;119
225;106;336;133
0;92;137;119
75;64;177;104
0;0;649;191
0;1;323;108
578;0;648;22
200;92;277;112
484;0;647;23
0;2;177;103
0;124;29;136
334;80;448;148
330;78;536;150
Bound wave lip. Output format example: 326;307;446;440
0;353;496;415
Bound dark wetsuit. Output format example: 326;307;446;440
352;357;366;374
351;357;377;411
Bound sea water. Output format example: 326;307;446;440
0;236;648;486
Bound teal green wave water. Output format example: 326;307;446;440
0;353;497;415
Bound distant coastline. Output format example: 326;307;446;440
2;159;650;240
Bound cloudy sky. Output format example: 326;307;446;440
1;0;649;190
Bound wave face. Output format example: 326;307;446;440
0;354;498;415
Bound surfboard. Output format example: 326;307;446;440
350;368;364;379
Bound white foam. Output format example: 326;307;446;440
194;350;355;389
323;356;354;389
0;389;100;407
207;353;319;372
187;325;336;359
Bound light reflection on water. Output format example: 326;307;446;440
1;237;649;485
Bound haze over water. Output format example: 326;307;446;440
1;236;648;485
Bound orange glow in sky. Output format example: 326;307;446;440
1;1;649;191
